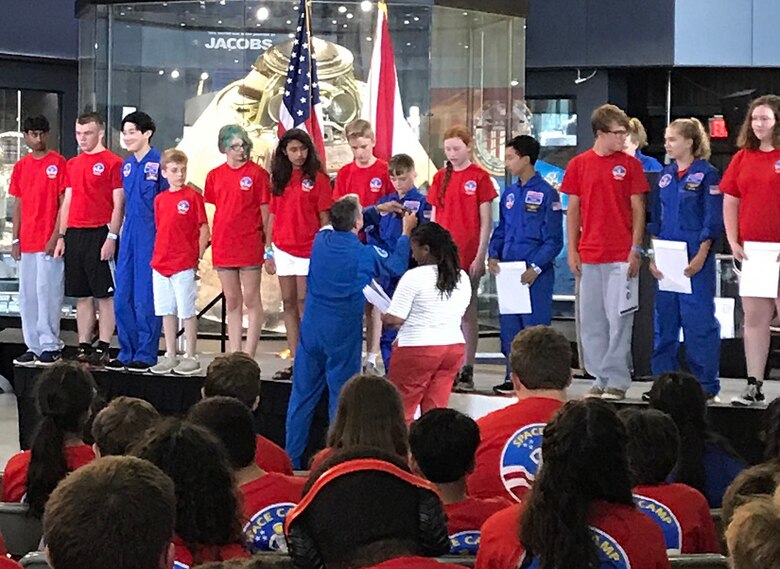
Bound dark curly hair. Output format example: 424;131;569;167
270;128;323;196
130;418;246;563
27;362;95;517
520;398;634;569
619;407;680;485
410;223;461;296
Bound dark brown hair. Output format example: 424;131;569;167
77;111;105;127
388;153;415;176
91;396;160;456
736;94;780;150
44;456;175;569
722;462;780;527
204;353;261;408
326;374;409;460
591;104;630;136
509;325;572;391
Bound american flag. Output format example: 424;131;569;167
278;0;326;168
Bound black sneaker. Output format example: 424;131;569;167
75;343;92;363
493;380;514;395
453;365;475;392
731;377;765;407
105;359;127;372
36;351;62;367
87;347;110;368
126;361;151;373
13;351;38;367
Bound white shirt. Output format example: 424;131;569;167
387;265;472;347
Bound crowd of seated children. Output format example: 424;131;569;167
188;396;305;553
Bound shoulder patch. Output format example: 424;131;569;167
658;173;672;188
243;503;296;553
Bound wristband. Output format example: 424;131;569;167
58;233;65;240
631;246;645;254
107;232;119;241
12;239;19;245
264;246;274;260
531;264;542;275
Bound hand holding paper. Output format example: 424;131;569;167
651;239;692;295
739;241;780;298
495;261;532;315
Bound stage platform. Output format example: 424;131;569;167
7;336;773;467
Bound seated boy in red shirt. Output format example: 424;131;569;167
467;325;570;502
620;407;720;554
203;353;294;475
91;396;160;456
188;396;305;553
410;408;511;555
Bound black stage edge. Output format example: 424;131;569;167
13;366;329;466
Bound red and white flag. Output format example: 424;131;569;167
362;1;406;161
278;0;326;168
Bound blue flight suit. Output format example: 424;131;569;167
488;173;563;379
636;150;663;173
116;148;168;365
363;188;432;371
285;228;411;467
649;160;723;395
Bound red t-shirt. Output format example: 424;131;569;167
151;187;208;277
255;435;294;475
445;497;513;535
204;161;270;268
719;148;780;243
239;473;306;553
476;501;669;569
428;164;497;270
1;444;96;502
173;537;249;568
0;558;22;569
363;557;469;569
559;150;649;264
334;160;392;206
8;151;67;253
308;447;333;472
633;483;720;554
66;150;123;228
467;397;564;502
269;170;333;258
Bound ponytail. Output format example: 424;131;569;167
26;362;95;517
438;126;474;210
410;223;461;296
438;161;454;210
670;118;712;160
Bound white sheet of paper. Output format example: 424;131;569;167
652;239;692;294
618;263;639;315
740;241;780;298
496;261;532;315
363;280;392;314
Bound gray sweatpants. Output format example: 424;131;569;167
19;252;64;354
579;262;635;392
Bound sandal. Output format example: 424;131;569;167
273;365;293;380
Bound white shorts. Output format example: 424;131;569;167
273;244;310;277
153;269;197;319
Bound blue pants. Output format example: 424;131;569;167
115;223;162;365
377;275;400;373
285;307;363;468
652;255;720;395
499;268;554;379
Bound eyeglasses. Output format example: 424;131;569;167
608;130;628;137
229;143;247;152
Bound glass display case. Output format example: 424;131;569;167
77;0;527;333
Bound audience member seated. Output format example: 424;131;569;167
761;397;780;462
468;326;569;502
620;407;719;553
648;372;746;508
91;396;160;456
131;418;250;567
1;362;96;516
308;374;409;472
43;456;176;569
721;461;780;527
725;496;780;569
204;353;294;475
286;446;467;569
409;408;511;555
476;399;668;569
188;396;306;554
0;534;22;569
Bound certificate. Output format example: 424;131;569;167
652;239;692;295
496;262;532;315
739;241;780;299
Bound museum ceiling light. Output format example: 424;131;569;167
361;1;372;13
257;6;269;20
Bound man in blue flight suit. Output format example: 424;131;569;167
106;112;168;372
363;153;431;373
488;135;564;394
648;140;723;399
285;195;418;468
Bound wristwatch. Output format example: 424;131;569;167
531;264;542;275
107;232;119;241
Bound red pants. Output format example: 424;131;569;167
388;343;464;422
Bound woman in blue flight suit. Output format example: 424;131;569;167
648;118;723;398
488;135;563;394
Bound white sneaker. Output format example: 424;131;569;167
150;355;178;375
174;357;201;376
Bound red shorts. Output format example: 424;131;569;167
387;343;464;422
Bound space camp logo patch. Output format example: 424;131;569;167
240;176;253;190
518;527;632;569
123;163;132;177
243;503;295;553
464;180;478;195
612;165;627;181
506;193;516;210
633;494;682;553
302;178;315;191
369;177;383;192
500;423;545;502
45;164;58;179
449;530;481;555
177;200;191;215
775;160;780;174
658;173;672;188
92;162;105;176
